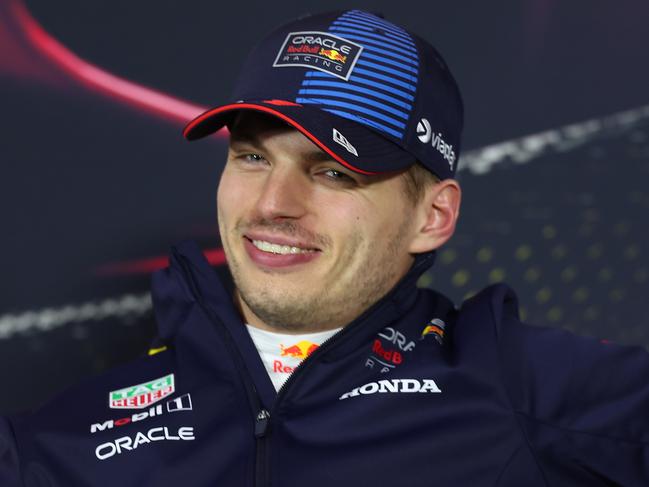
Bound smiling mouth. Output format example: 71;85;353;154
248;238;318;255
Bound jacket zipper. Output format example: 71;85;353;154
254;409;271;487
254;328;347;485
173;246;436;486
273;252;437;401
274;325;347;400
195;298;271;486
174;252;270;487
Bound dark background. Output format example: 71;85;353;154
1;0;648;413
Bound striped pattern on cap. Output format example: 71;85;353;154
296;10;419;140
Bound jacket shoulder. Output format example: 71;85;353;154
457;283;649;430
456;283;649;481
12;347;175;435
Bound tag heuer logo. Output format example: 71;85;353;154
273;31;363;80
109;374;175;409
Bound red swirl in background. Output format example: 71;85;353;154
2;0;227;276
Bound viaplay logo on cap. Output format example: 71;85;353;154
273;31;363;80
416;118;456;170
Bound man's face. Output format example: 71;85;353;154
217;112;422;333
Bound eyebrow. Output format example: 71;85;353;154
229;132;338;164
229;131;262;147
303;150;337;163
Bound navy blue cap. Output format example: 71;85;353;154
183;10;463;179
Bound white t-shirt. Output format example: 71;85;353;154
246;325;342;391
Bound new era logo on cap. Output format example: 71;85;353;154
183;10;463;180
332;128;358;156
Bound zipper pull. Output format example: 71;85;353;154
255;409;270;438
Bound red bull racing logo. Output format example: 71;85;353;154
280;340;319;359
273;31;363;80
274;341;319;374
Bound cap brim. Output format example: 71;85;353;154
183;100;416;175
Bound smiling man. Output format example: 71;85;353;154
218;111;458;334
1;9;648;487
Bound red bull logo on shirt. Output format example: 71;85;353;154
274;341;319;375
280;340;319;359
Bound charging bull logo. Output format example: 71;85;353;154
319;48;347;63
280;341;319;359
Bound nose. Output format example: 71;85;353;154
254;165;309;220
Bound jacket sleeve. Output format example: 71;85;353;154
0;416;22;486
498;305;649;485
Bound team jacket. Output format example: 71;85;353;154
1;240;648;486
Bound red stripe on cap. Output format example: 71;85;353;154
183;103;379;176
263;99;302;106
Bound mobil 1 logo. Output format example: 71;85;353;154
92;394;193;434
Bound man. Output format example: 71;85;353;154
1;9;648;486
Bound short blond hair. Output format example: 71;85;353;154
402;162;440;205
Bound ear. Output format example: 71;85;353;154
408;179;462;254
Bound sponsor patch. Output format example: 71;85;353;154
273;31;363;80
92;394;192;434
280;340;318;360
365;327;416;374
272;360;297;374
95;426;195;460
379;327;416;352
420;318;446;345
339;378;442;400
271;341;320;376
109;373;175;410
416;118;456;170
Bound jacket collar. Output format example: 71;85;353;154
153;240;444;356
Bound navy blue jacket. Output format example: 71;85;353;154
1;240;648;486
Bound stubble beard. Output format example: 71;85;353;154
222;215;413;333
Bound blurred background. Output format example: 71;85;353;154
1;0;648;413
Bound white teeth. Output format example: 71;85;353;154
252;240;312;255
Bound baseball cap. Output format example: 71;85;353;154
183;9;463;179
